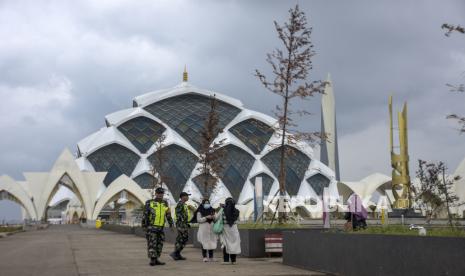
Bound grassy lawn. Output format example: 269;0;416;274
350;225;465;237
0;226;22;233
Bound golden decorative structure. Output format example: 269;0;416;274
389;96;411;209
183;65;188;82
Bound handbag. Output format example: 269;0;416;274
213;209;224;234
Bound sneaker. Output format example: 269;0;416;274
208;258;215;262
221;261;230;265
203;257;209;262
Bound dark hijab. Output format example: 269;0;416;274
191;199;215;223
223;197;239;227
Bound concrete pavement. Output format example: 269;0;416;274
0;225;325;276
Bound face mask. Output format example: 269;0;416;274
203;203;211;209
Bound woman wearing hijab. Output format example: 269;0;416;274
215;197;241;264
191;199;217;262
344;193;368;231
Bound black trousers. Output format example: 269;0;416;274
223;247;236;263
201;246;214;258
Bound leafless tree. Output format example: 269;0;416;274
255;5;326;223
414;160;462;225
442;23;464;133
197;95;226;199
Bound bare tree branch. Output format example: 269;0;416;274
442;23;465;36
255;5;326;223
197;95;226;199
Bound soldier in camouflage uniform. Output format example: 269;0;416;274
170;192;191;261
142;187;173;266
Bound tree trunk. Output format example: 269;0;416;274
276;32;294;224
441;168;453;226
278;96;289;224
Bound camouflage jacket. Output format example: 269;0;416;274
175;201;190;229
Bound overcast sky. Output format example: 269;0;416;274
0;0;464;220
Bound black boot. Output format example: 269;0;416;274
170;251;181;261
154;258;165;265
178;253;186;261
149;258;156;266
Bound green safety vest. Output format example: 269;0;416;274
149;200;169;227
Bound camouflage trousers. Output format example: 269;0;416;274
146;227;165;259
174;228;189;252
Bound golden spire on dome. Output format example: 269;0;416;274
183;65;188;82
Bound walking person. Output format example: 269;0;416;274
170;192;191;261
141;187;173;266
215;197;241;265
344;193;368;231
191;199;217;262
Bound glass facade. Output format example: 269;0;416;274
117;116;165;154
87;143;140;186
192;173;217;199
133;173;156;189
229;119;274;154
148;144;198;199
143;93;241;151
78;88;334;202
250;173;274;197
261;146;311;196
218;145;256;200
306;173;330;197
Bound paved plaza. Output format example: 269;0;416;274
0;225;324;276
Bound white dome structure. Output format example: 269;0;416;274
76;79;338;217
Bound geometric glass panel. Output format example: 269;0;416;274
307;173;330;197
117;116;165;154
87;143;140;187
144;93;241;152
192;173;217;199
102;165;122;187
133;173;156;189
218;145;255;200
148;144;198;200
250;173;274;197
229;119;274;154
261;146;311;196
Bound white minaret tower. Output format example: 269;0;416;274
320;74;340;180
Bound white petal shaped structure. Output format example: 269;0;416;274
23;149;107;220
0;175;38;220
91;175;150;220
